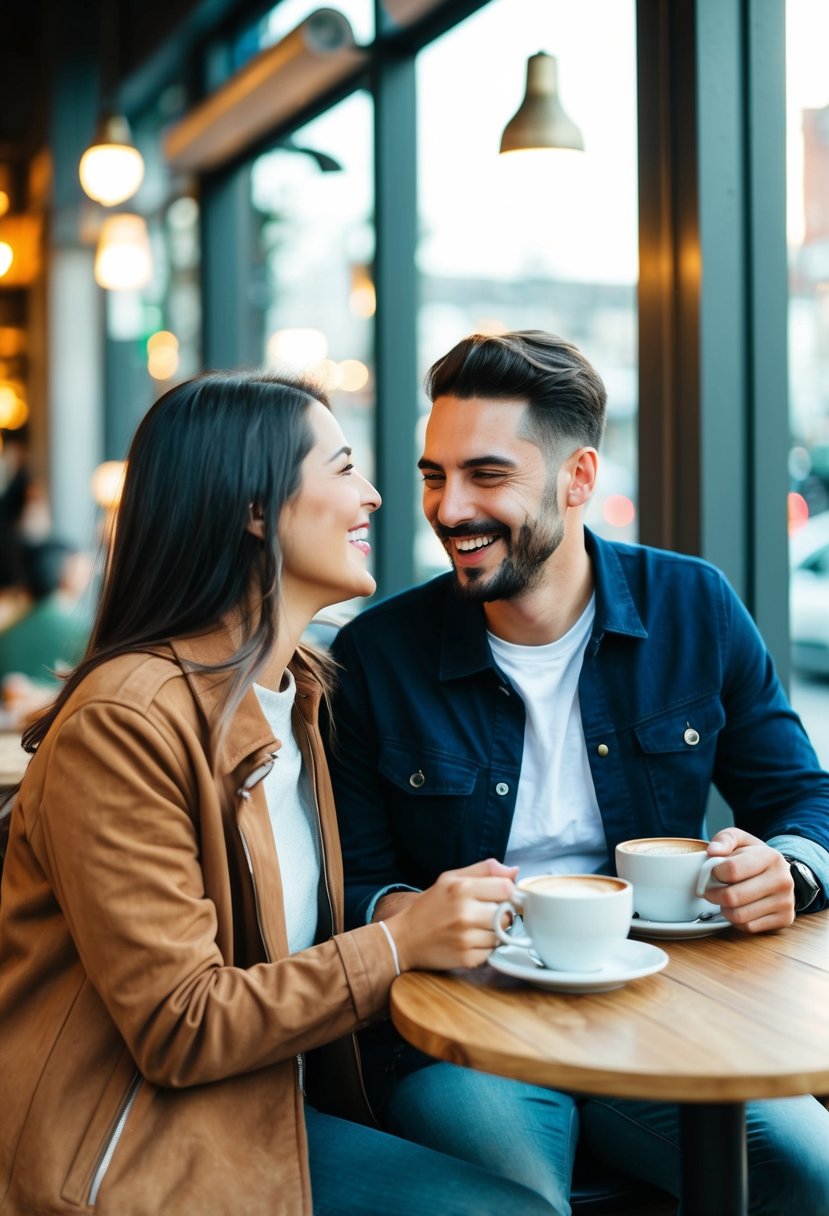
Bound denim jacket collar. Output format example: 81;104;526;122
438;528;647;683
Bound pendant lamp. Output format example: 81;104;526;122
500;52;584;155
94;214;152;290
79;111;145;207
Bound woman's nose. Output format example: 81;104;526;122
361;475;381;513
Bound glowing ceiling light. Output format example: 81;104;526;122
267;327;328;370
338;359;369;392
79;112;145;207
94;214;153;291
90;461;127;510
147;331;180;381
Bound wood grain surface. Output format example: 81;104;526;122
391;912;829;1102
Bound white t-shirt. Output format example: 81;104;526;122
254;672;321;953
488;595;608;880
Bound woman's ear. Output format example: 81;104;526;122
246;502;266;541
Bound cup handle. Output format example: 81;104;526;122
695;854;724;898
493;893;532;948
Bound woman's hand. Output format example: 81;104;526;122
386;859;518;972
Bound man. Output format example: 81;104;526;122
0;537;91;685
328;330;829;1215
0;537;93;727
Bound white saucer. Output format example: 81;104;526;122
488;939;668;993
628;915;732;940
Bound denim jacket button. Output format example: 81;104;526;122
597;743;609;757
684;727;700;746
409;770;425;788
495;782;509;796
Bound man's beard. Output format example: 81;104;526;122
436;494;565;603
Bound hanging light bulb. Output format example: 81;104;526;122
91;461;127;511
499;52;584;155
94;214;153;290
79;112;145;207
0;166;11;218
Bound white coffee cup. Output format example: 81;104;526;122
615;837;724;923
493;874;633;972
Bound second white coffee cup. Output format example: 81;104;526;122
615;837;724;922
493;874;633;972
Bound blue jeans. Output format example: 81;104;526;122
382;1062;829;1216
304;1103;555;1215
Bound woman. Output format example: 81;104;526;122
0;372;548;1216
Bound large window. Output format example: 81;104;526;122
251;91;376;595
414;0;638;578
104;100;202;461
786;0;829;764
195;0;638;599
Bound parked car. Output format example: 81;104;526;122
790;512;829;676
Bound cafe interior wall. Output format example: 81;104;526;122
0;0;793;739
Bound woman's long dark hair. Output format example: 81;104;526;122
23;369;326;754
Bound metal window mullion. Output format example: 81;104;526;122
744;0;790;681
372;47;418;598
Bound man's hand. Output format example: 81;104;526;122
385;859;518;972
703;829;795;933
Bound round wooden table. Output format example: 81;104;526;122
391;911;829;1215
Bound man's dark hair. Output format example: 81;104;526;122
20;539;77;602
425;330;607;456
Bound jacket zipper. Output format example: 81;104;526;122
238;756;309;1092
238;823;271;963
295;718;336;1101
87;1074;142;1205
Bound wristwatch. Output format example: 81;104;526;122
783;855;821;913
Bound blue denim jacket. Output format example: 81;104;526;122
329;531;829;927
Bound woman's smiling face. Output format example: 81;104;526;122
278;400;381;614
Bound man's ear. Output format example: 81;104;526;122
246;503;266;541
563;447;599;508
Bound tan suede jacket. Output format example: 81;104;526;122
0;628;397;1215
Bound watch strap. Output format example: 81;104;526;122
783;855;821;913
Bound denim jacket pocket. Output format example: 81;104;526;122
634;697;726;832
378;742;479;871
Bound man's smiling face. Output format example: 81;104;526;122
419;395;566;602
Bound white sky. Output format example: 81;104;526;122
786;0;829;244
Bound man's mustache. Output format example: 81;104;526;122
433;521;510;543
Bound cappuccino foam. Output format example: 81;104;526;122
526;875;622;897
623;840;706;857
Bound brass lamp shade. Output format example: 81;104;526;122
500;52;584;154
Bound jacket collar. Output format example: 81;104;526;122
585;529;648;641
169;620;323;776
438;528;647;681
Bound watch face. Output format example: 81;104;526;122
789;859;820;911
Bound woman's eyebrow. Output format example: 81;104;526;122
326;446;352;464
